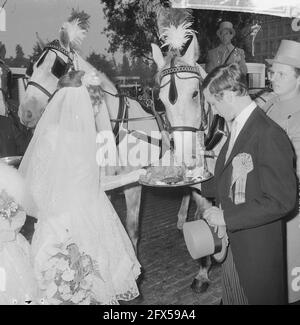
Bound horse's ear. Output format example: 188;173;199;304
36;32;45;50
151;43;165;70
59;27;70;50
0;42;6;60
182;34;199;65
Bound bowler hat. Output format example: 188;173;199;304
183;219;228;263
217;21;236;39
266;40;300;69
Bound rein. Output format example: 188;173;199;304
27;80;52;98
100;85;166;153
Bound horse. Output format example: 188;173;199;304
18;18;218;293
151;30;229;293
17;18;173;252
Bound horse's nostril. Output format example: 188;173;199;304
26;111;33;119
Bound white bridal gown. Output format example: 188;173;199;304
27;127;141;305
0;211;38;305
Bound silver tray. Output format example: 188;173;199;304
0;156;23;167
139;173;213;188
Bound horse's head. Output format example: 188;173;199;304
18;19;87;128
152;32;208;164
152;34;205;130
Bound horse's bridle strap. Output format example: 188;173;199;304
45;40;74;62
27;81;52;98
110;115;156;123
160;65;200;82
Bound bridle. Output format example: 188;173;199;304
158;57;208;134
26;40;75;100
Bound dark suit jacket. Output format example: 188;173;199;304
202;107;297;305
0;115;31;158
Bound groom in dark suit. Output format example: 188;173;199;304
196;63;297;304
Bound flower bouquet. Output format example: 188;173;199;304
39;241;102;305
0;189;26;249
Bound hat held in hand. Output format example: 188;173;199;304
266;40;300;69
183;219;228;263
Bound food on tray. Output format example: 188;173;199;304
139;164;212;186
140;166;184;185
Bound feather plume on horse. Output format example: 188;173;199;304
156;7;194;52
60;11;89;51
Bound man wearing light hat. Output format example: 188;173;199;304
262;39;300;304
206;21;248;75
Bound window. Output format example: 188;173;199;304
277;23;283;36
256;42;261;54
263;25;269;38
270;23;276;37
269;40;274;52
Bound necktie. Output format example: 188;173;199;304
225;120;238;162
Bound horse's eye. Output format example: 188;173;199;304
192;90;199;98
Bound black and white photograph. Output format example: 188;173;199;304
0;0;300;308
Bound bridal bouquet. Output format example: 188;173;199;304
40;241;102;305
0;189;26;248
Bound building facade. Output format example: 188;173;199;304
254;15;300;64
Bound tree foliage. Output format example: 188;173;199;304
10;44;29;67
30;41;44;62
100;0;258;62
86;52;117;79
100;0;170;60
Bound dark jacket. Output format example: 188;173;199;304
202;107;297;305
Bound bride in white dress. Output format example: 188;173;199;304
19;79;141;305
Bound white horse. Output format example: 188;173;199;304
17;18;173;252
19;17;220;293
151;27;228;293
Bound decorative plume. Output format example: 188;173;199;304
160;21;194;51
156;7;195;51
68;8;90;31
60;19;87;50
156;7;194;37
36;32;45;50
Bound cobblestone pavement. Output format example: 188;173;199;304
21;186;222;305
112;187;222;305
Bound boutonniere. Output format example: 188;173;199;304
230;153;253;204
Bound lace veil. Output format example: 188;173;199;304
19;86;100;245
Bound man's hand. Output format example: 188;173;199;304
203;206;226;228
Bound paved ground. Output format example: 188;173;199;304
112;187;222;305
21;186;222;305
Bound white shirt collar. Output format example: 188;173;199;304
231;101;257;143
